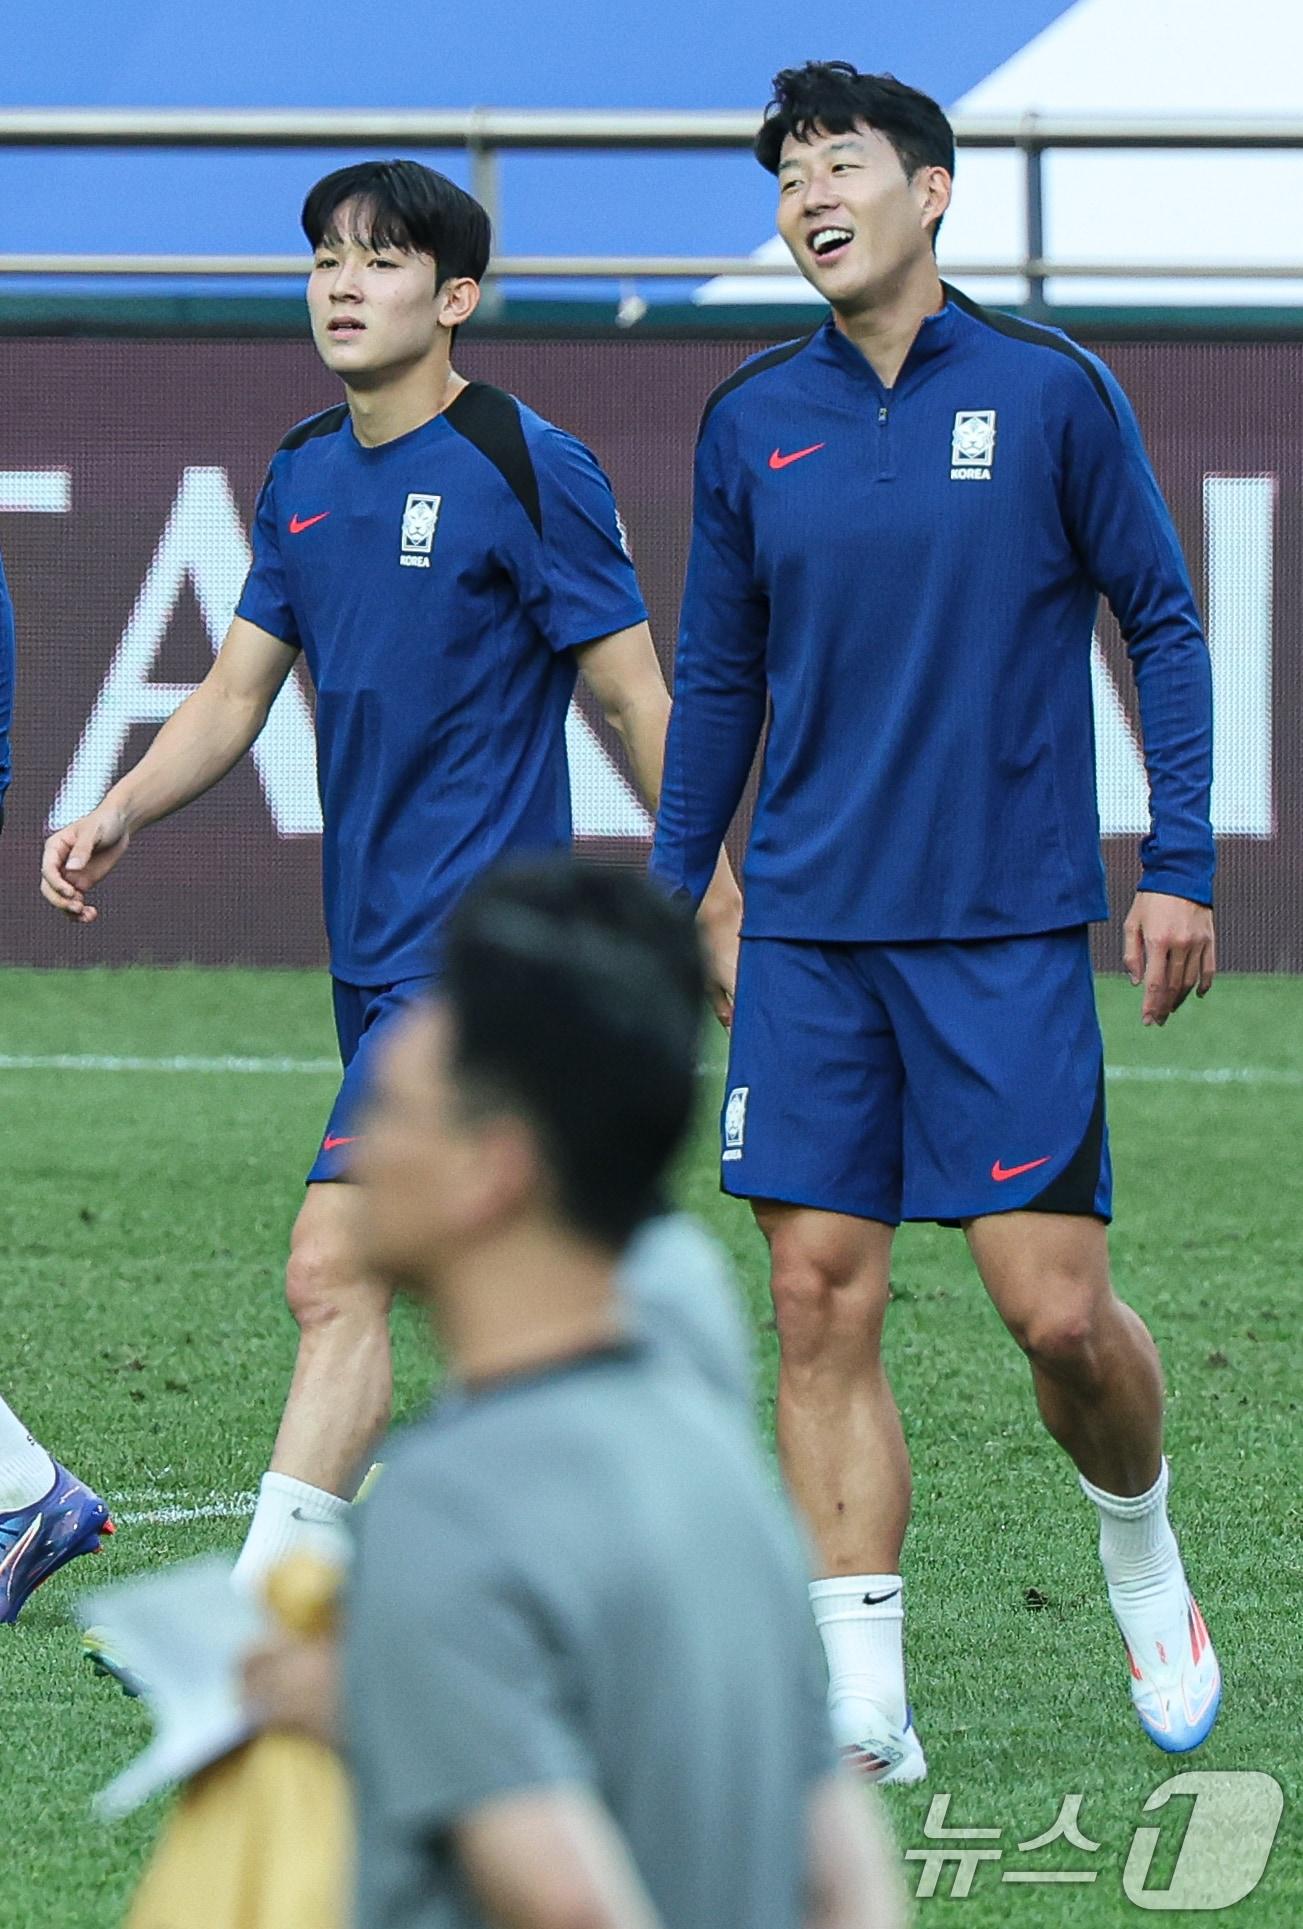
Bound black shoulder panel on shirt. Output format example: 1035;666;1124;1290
942;283;1118;425
697;334;817;440
276;404;350;453
443;383;542;538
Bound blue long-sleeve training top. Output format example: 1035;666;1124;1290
651;287;1214;939
0;546;14;809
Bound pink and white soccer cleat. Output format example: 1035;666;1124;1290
1117;1591;1222;1753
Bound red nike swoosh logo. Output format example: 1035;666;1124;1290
991;1155;1053;1182
289;511;331;534
322;1134;357;1152
768;443;826;470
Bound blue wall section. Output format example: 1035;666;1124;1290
2;1;1078;258
5;2;1078;108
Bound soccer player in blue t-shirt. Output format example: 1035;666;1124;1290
0;546;115;1622
652;64;1221;1777
42;160;740;1593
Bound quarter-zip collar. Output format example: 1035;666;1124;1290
813;294;963;400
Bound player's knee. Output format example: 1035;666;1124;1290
1008;1292;1102;1379
284;1221;356;1335
762;1219;887;1361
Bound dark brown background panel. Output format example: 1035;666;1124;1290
0;335;1295;968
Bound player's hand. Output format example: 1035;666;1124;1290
39;805;131;923
241;1631;340;1748
697;890;741;1030
1123;890;1215;1027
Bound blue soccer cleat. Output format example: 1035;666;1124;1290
0;1464;114;1624
1119;1591;1222;1753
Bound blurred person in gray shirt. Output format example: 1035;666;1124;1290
620;1209;756;1415
342;858;902;1929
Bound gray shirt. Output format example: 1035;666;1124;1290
345;1340;833;1929
619;1211;756;1415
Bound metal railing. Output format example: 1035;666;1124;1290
4;109;1303;308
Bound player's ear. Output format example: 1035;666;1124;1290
437;276;482;331
918;166;951;239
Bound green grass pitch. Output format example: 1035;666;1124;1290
0;967;1298;1925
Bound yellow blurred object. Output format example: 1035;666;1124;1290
263;1550;344;1639
125;1735;351;1929
353;1460;385;1506
126;1554;352;1929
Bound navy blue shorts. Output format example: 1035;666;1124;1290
721;929;1111;1226
306;976;440;1185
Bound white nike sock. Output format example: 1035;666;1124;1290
0;1397;57;1512
809;1574;908;1741
231;1472;352;1596
1081;1459;1189;1656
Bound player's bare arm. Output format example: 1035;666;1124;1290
577;622;743;1023
576;622;671;810
454;1786;665;1929
40;615;298;923
1123;889;1216;1027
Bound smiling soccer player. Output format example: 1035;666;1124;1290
41;159;740;1595
652;62;1221;1777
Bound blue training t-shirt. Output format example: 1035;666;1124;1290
238;385;647;984
651;288;1214;941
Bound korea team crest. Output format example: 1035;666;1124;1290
399;492;441;567
950;409;997;481
723;1085;749;1163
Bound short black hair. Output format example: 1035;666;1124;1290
442;860;704;1251
755;62;955;245
301;158;492;287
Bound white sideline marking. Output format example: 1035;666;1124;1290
1106;1063;1303;1087
112;1502;255;1526
0;1052;337;1074
109;1489;256;1527
0;1051;1299;1088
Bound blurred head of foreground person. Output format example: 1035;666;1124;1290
357;857;702;1369
340;856;904;1929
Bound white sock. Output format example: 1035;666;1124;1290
1081;1459;1190;1658
0;1397;57;1512
809;1574;907;1741
231;1472;352;1596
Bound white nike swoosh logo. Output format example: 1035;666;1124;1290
0;1515;42;1577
